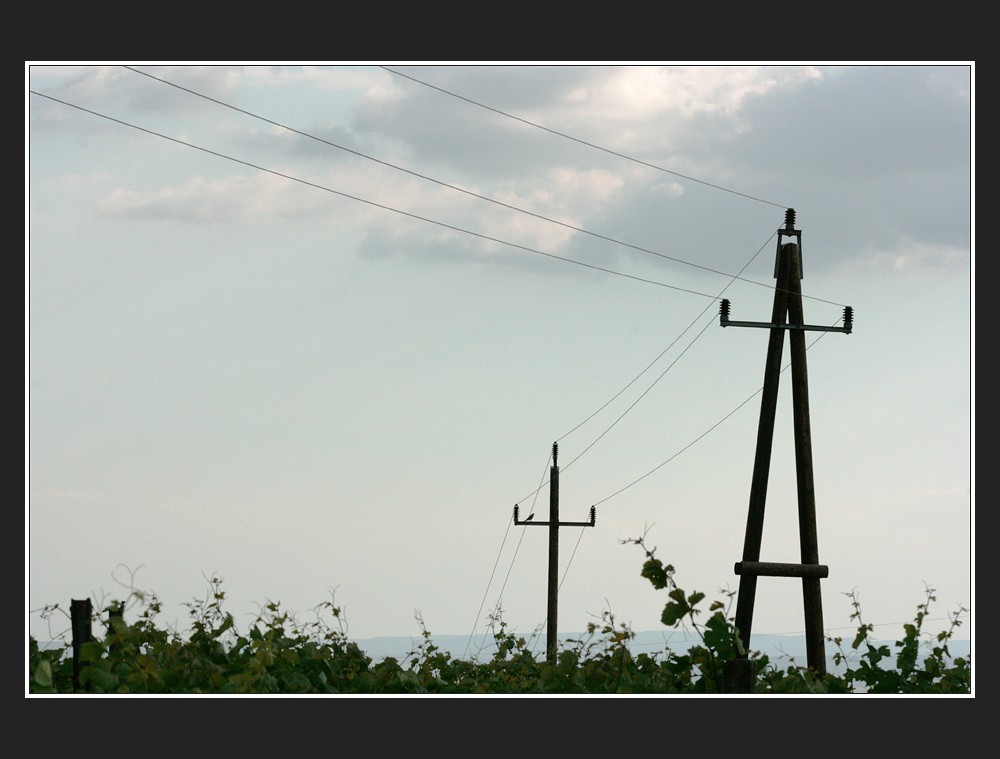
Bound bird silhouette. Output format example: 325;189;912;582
525;513;534;522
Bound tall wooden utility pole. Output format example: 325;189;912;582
719;209;853;688
514;442;596;663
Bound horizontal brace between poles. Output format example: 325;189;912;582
734;561;829;578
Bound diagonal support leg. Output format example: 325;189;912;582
785;247;826;675
733;247;794;654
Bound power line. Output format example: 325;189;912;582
514;229;776;509
123;65;831;304
466;447;553;659
463;511;515;660
32;85;744;652
516;310;734;598
32;82;850;642
593;389;761;508
381;66;789;211
29;89;720;300
591;321;844;508
560;231;775;469
535;316;719;609
564;314;717;477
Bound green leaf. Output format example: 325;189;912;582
85;667;121;693
851;624;870;650
702;613;738;659
80;641;105;662
661;602;686;627
641;559;669;590
34;659;53;688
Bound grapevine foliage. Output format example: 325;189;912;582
29;548;970;694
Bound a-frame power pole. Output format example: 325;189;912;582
720;209;852;687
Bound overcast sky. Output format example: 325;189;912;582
27;64;972;654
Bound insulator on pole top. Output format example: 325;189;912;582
785;208;796;230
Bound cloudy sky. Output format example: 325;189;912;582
27;64;972;653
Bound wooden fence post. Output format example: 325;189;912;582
71;598;93;692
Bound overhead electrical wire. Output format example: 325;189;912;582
31;77;825;490
35;71;842;451
514;229;775;508
590;321;844;508
114;65;845;518
560;232;774;468
382;66;852;593
28;89;719;300
28;83;752;652
527;279;844;587
366;67;856;638
504;232;775;620
541;315;846;601
122;65;844;309
359;65;854;620
464;447;552;659
380;65;790;211
462;510;515;660
124;67;745;286
31;74;850;644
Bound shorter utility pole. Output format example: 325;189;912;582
514;442;596;663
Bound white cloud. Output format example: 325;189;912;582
605;65;818;119
858;237;971;272
97;173;300;224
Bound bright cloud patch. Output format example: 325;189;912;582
97;173;317;224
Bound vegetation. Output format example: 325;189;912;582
29;543;970;694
